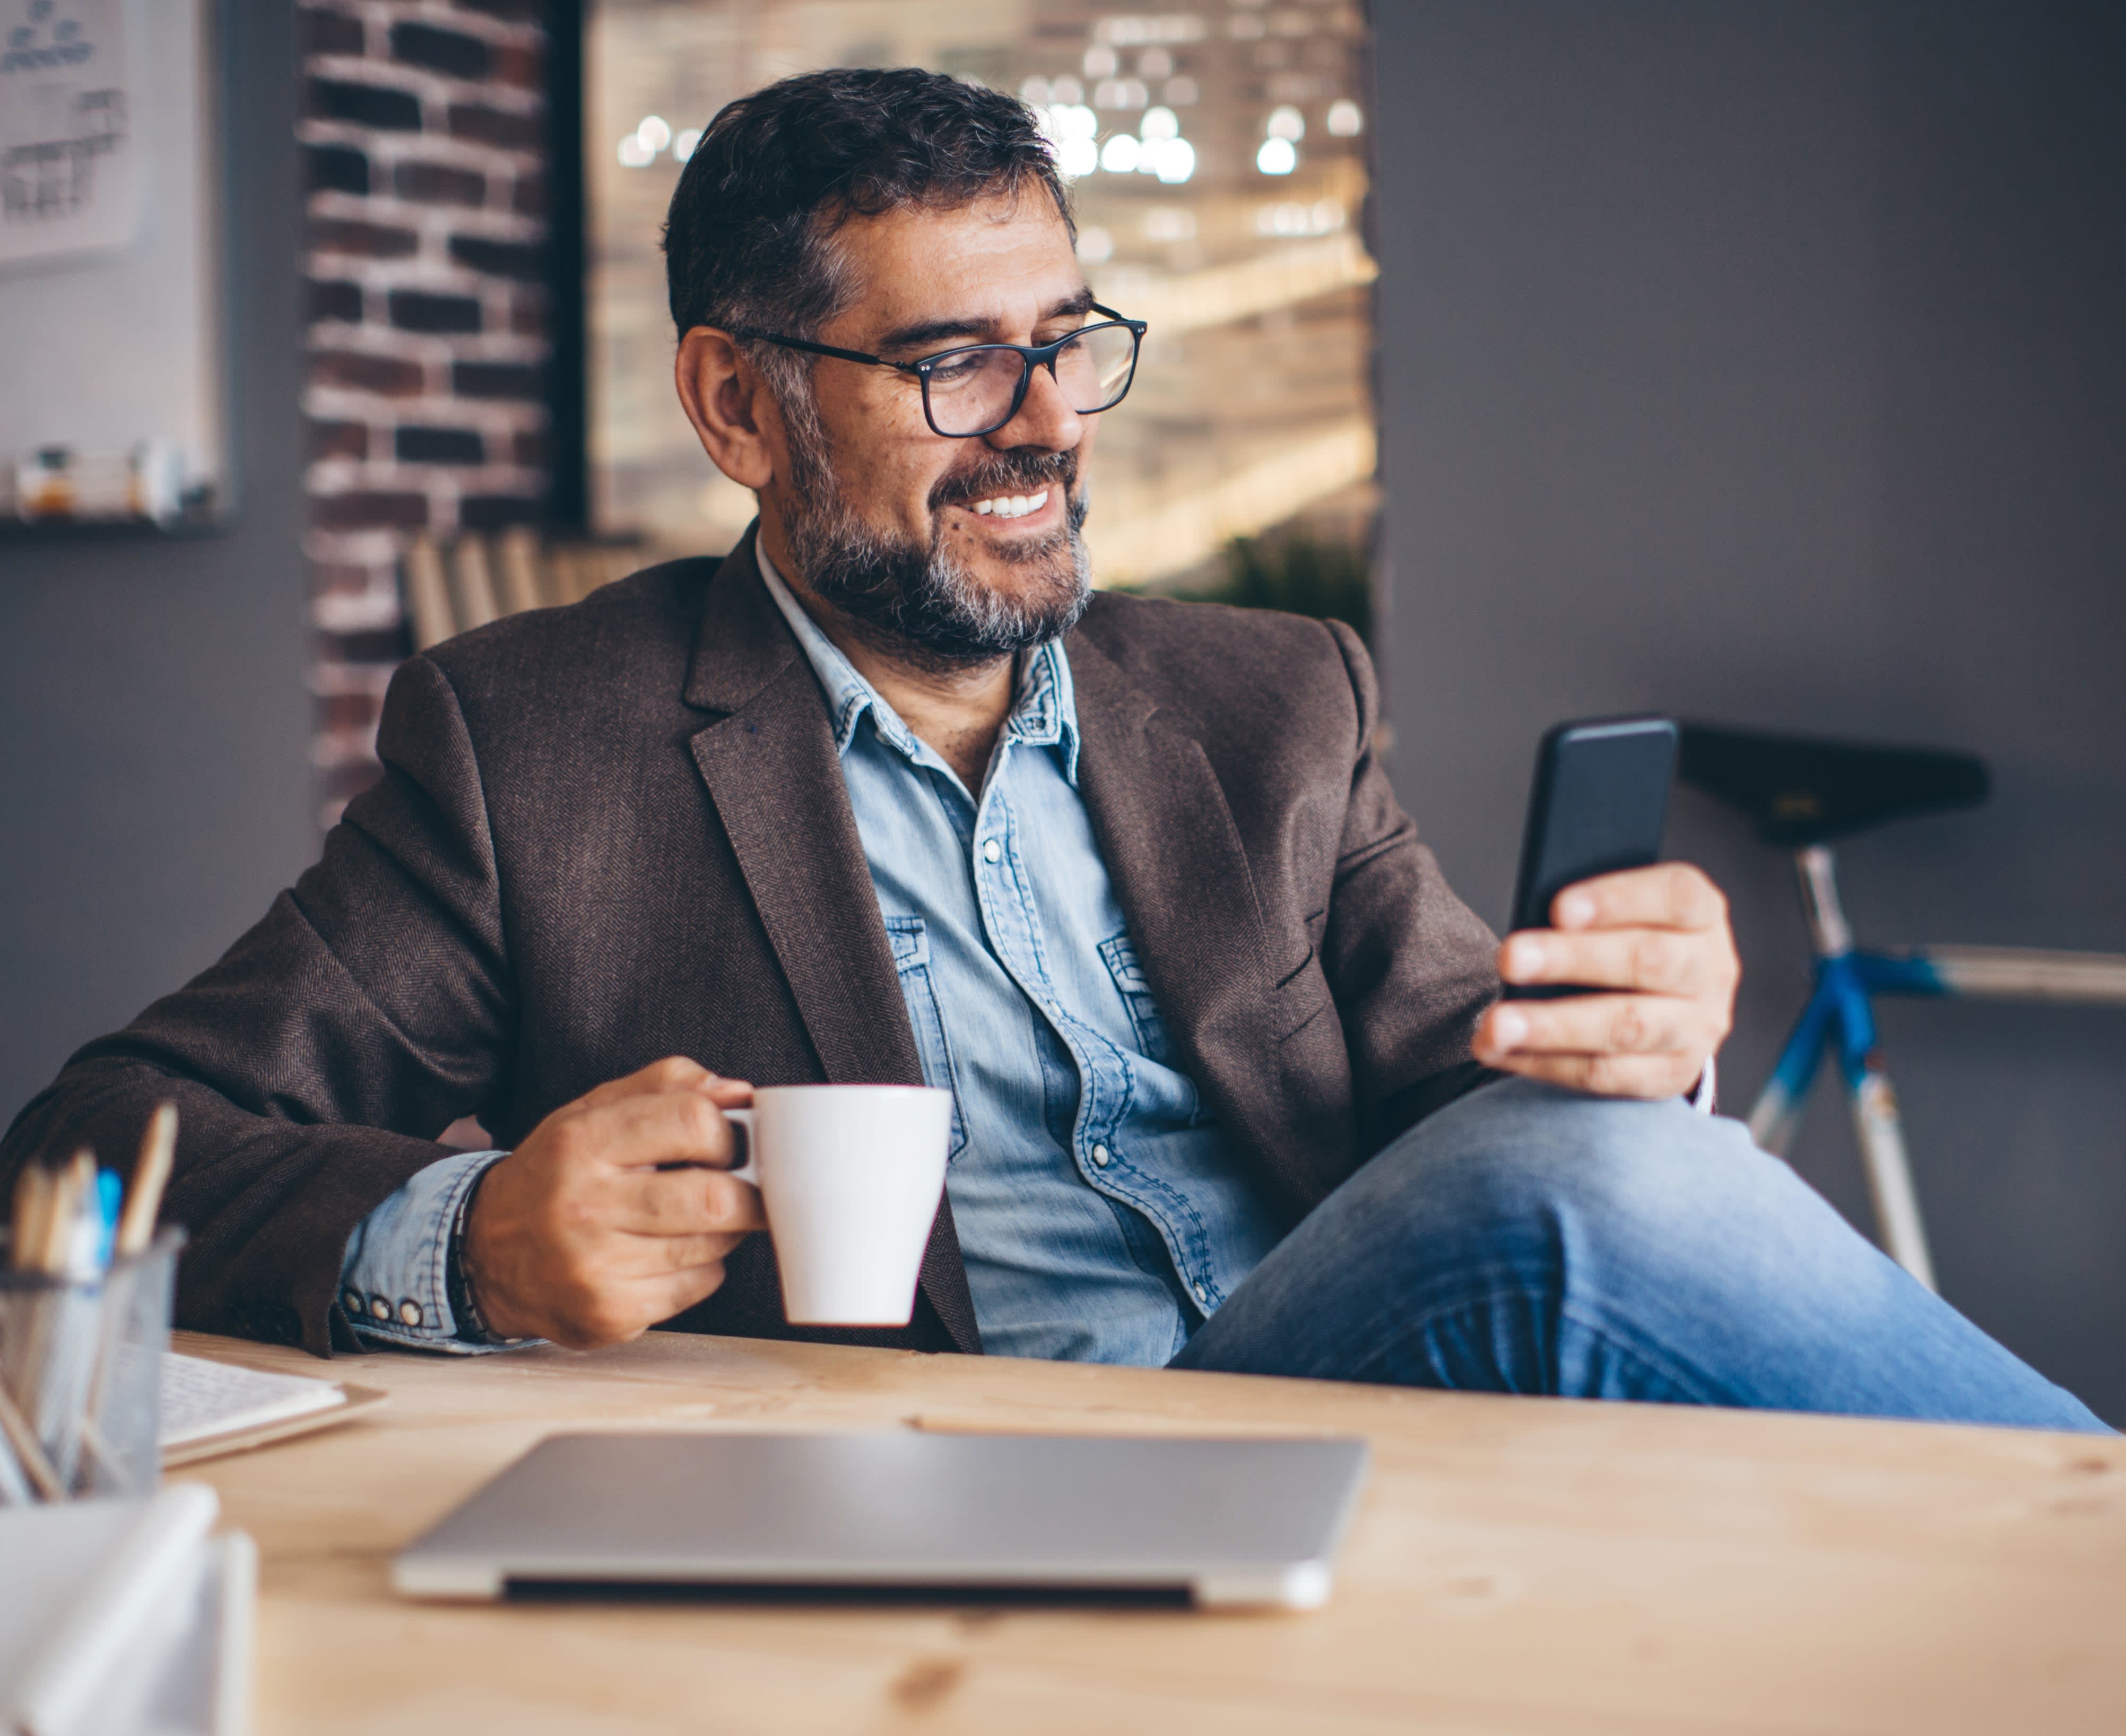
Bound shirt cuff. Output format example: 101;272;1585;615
1688;1057;1718;1115
338;1149;536;1355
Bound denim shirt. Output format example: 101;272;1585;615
339;554;1288;1362
753;552;1286;1362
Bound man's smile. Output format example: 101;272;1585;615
952;486;1056;527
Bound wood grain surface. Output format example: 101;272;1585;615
168;1328;2126;1734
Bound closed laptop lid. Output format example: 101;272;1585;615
393;1430;1369;1610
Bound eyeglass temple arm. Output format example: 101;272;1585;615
728;328;897;370
731;309;1143;370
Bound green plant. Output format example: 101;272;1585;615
1182;531;1374;647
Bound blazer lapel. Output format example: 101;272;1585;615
683;530;980;1351
1066;632;1281;1081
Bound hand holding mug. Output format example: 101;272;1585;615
461;1057;766;1350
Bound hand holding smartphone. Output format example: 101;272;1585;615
1505;716;1679;1000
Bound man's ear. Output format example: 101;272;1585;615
674;327;779;491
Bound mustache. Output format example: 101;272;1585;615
928;447;1079;513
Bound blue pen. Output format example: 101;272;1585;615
94;1169;123;1270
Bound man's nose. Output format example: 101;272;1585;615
986;359;1083;453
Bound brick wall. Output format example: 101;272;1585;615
298;1;553;826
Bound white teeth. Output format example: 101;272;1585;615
967;488;1051;520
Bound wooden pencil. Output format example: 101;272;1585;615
117;1103;177;1257
10;1162;52;1272
49;1150;96;1275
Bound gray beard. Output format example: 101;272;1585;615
778;414;1092;674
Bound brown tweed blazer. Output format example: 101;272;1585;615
0;530;1500;1357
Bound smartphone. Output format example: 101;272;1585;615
1505;715;1679;999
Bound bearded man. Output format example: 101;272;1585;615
1;69;2101;1431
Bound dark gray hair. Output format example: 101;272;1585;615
662;66;1074;353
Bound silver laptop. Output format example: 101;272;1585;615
393;1430;1369;1610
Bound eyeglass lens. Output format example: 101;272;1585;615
923;324;1139;437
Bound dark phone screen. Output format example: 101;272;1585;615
1506;716;1678;998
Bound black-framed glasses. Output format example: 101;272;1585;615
730;304;1148;439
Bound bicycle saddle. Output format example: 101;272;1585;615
1678;722;1989;845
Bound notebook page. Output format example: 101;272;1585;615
158;1351;345;1449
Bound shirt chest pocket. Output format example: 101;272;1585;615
1099;932;1212;1128
1098;932;1175;1066
883;916;968;1160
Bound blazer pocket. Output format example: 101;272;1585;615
1269;945;1335;1043
883;916;968;1159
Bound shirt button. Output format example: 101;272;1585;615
1091;1144;1110;1168
981;838;1002;863
398;1299;423;1327
369;1295;391;1321
1193;1282;1210;1304
343;1289;363;1316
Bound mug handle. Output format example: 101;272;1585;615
719;1106;759;1185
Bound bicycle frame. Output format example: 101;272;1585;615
1748;845;2126;1290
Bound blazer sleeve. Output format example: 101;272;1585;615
0;655;517;1357
1316;619;1506;1150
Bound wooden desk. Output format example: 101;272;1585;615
172;1329;2125;1734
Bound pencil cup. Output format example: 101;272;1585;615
0;1226;182;1503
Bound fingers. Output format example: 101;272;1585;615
626;1230;751;1273
1478;993;1702;1060
565;1090;745;1171
612;1166;768;1236
1479;863;1740;1101
577;1056;755;1111
1499;927;1711;996
1479;1048;1704;1101
1550;862;1726;933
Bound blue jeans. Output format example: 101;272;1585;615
1172;1079;2111;1433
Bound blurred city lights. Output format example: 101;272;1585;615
1149;136;1195;183
1100;133;1142;172
1256;198;1347;237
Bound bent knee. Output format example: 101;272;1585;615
1383;1078;1781;1277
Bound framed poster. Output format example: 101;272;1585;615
0;0;137;267
0;0;227;528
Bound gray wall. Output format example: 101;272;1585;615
1375;1;2126;1422
0;5;311;1127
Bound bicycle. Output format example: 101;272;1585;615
1678;723;2126;1290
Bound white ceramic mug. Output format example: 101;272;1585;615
722;1085;953;1326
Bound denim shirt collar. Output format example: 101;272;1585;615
754;538;1082;786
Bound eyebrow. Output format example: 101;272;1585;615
872;286;1098;356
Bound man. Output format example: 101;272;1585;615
2;70;2101;1429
